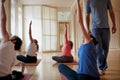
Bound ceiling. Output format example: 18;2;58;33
20;0;75;8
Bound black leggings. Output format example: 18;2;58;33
17;55;37;63
0;71;24;80
52;56;74;63
0;74;12;80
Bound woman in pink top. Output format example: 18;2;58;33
17;21;39;63
52;24;73;63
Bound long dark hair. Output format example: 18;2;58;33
12;36;23;50
34;39;39;51
69;41;73;49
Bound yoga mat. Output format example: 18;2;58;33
15;59;41;66
53;61;78;66
23;73;33;80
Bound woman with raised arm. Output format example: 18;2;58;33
17;21;39;63
0;0;23;80
58;0;100;80
52;24;74;63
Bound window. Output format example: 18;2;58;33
42;6;57;51
23;6;42;51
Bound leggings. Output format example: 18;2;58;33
58;64;100;80
17;55;37;63
52;56;73;63
0;74;12;80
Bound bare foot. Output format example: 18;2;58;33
100;70;106;76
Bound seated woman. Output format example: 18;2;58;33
58;0;100;80
17;21;39;63
52;24;74;63
0;1;23;79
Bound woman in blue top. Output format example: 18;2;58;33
58;0;100;80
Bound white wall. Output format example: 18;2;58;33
109;0;120;49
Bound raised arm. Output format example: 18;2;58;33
77;0;91;43
85;13;91;34
29;21;34;43
85;0;91;34
64;24;68;43
1;0;9;42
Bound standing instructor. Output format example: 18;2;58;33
85;0;116;75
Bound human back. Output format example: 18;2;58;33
62;41;72;56
0;0;23;79
77;41;99;78
0;41;15;77
26;42;38;56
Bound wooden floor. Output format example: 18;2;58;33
13;50;120;80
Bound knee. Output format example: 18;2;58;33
17;55;21;60
52;56;57;59
16;55;25;60
52;56;55;59
52;56;60;61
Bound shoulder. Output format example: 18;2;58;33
1;40;13;46
0;41;14;52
